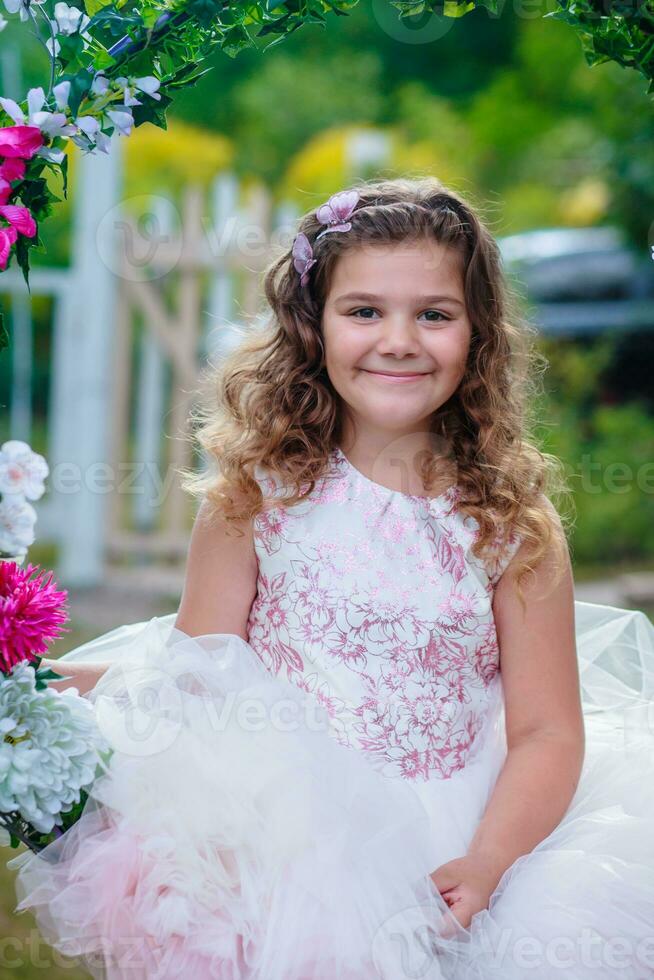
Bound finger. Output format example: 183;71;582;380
430;862;463;894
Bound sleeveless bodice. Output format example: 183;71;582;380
246;448;522;783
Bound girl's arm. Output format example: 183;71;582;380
37;659;114;697
174;496;259;639
41;498;259;695
431;502;585;926
467;505;584;871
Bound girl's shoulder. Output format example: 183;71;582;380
484;526;524;588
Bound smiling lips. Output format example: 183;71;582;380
362;369;430;383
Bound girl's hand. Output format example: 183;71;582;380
38;658;112;698
429;853;505;932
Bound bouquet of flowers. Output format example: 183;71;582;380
0;439;111;853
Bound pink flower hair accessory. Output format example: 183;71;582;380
292;232;316;288
314;189;360;241
292;189;361;288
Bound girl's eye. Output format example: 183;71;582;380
348;308;451;323
420;310;451;323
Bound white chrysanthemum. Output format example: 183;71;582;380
0;663;109;834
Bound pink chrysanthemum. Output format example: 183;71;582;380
0;561;69;673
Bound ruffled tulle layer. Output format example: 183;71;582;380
7;600;654;980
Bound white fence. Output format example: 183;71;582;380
1;138;300;587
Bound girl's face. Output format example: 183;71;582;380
321;239;473;443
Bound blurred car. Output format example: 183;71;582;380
498;226;654;337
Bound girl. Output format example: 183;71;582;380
9;177;654;979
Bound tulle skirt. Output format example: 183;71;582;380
7;600;654;980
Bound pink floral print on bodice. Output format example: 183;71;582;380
246;447;522;782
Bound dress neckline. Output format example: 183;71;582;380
331;446;459;505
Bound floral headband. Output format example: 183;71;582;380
291;189;360;288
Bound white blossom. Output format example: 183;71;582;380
134;76;161;101
52;79;71;110
0;87;76;141
90;72;110;96
2;0;46;23
0;498;36;556
45;35;60;57
0;440;49;501
115;76;142;108
106;108;134;137
75;114;100;138
0;663;109;835
51;1;90;35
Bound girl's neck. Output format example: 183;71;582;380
337;435;457;498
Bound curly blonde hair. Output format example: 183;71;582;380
179;175;572;607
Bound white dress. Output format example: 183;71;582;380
7;447;654;979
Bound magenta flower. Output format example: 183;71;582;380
0;125;44;159
0;203;37;269
0;224;17;269
0;204;36;237
315;190;360;241
0;159;26;182
0;561;69;673
0;158;26;205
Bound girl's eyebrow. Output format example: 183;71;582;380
335;291;465;307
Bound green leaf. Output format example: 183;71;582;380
60;151;69;199
63;68;94;117
131;91;172;129
35;667;73;683
86;5;144;37
221;24;253;56
15;238;32;293
85;0;116;15
442;0;476;16
91;47;118;69
0;312;7;354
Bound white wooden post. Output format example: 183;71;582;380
204;171;238;362
132;196;170;530
9;291;32;442
48;137;123;586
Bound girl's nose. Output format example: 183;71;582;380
376;317;421;356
